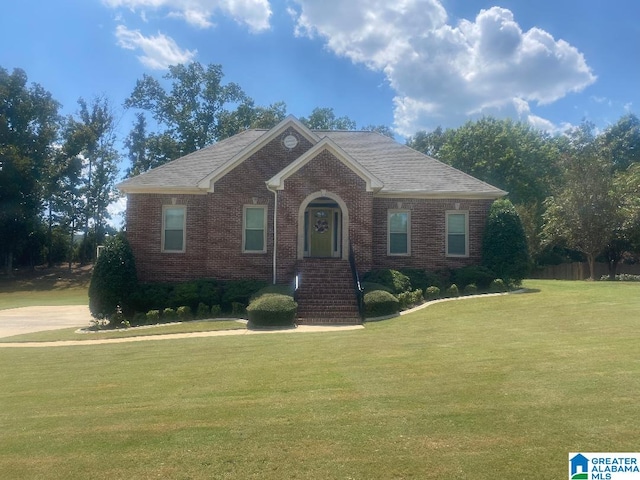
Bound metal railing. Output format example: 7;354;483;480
348;244;364;319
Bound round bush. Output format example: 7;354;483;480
425;285;441;301
247;294;297;327
463;283;478;296
445;284;460;298
489;279;508;293
364;290;400;318
362;269;411;294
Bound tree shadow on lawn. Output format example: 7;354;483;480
0;264;92;292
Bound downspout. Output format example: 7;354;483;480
267;184;278;284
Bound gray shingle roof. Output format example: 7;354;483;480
117;127;506;198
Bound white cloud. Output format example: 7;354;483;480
103;0;271;32
290;1;596;135
115;25;197;69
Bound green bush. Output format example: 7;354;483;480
223;280;268;310
397;289;424;310
451;266;496;290
489;279;508;293
211;305;222;317
425;286;441;301
196;302;210;319
162;307;177;321
399;269;442;291
231;302;246;317
362;269;411;294
362;281;393;294
247;294;297;327
482;199;530;285
89;233;138;320
130;283;172;313
250;284;295;300
176;306;192;321
364;290;400;318
146;310;160;323
445;284;460;298
132;312;147;325
463;283;478;296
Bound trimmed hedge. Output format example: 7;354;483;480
362;269;411;294
247;294;297;327
397;289;424;310
425;286;441;301
364;290;400;317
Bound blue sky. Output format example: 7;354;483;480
1;0;637;142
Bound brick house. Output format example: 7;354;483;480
117;116;505;323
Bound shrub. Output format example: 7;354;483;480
397;289;424;310
364;290;400;318
132;312;147;325
146;310;160;323
222;280;268;310
89;233;138;320
425;285;441;301
176;306;192;321
162;307;177;321
171;283;199;310
362;269;411;294
482;199;530;285
451;266;496;291
361;281;393;294
247;294;297;327
445;284;460;298
231;302;245;317
489;279;508;293
196;302;211;319
463;283;478;296
130;282;172;314
210;305;222;317
251;284;295;300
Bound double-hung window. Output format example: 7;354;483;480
162;206;186;253
244;206;267;253
446;211;468;257
388;210;410;255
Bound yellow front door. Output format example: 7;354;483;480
309;208;333;257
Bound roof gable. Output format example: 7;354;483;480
266;136;384;192
197;115;319;191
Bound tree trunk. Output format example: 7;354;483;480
586;253;596;281
608;259;619;281
4;252;14;278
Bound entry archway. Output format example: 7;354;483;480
297;191;349;260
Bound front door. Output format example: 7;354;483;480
309;207;333;257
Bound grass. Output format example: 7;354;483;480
0;265;90;309
0;280;639;479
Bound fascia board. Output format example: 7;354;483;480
197;116;320;191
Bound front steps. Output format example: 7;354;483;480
295;259;362;325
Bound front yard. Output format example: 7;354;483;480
0;280;638;478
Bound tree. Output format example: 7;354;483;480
124;62;251;174
406;126;453;158
541;123;622;280
361;124;395;138
482;199;530;285
600;113;640;171
66;96;120;263
300;107;356;130
0;67;60;274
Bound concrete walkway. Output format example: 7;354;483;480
0;305;363;348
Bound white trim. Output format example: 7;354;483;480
445;210;469;257
267;137;384;193
242;205;267;254
387;209;411;256
197;116;319;191
297;191;349;260
161;205;186;253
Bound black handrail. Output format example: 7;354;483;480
348;244;364;319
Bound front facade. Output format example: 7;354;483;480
118;116;505;321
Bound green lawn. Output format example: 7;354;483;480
0;280;639;479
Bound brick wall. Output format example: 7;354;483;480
371;197;493;271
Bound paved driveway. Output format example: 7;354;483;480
0;306;93;338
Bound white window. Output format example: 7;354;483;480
244;206;267;253
446;211;468;257
162;206;186;253
388;210;410;255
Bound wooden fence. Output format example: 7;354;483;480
531;262;640;280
